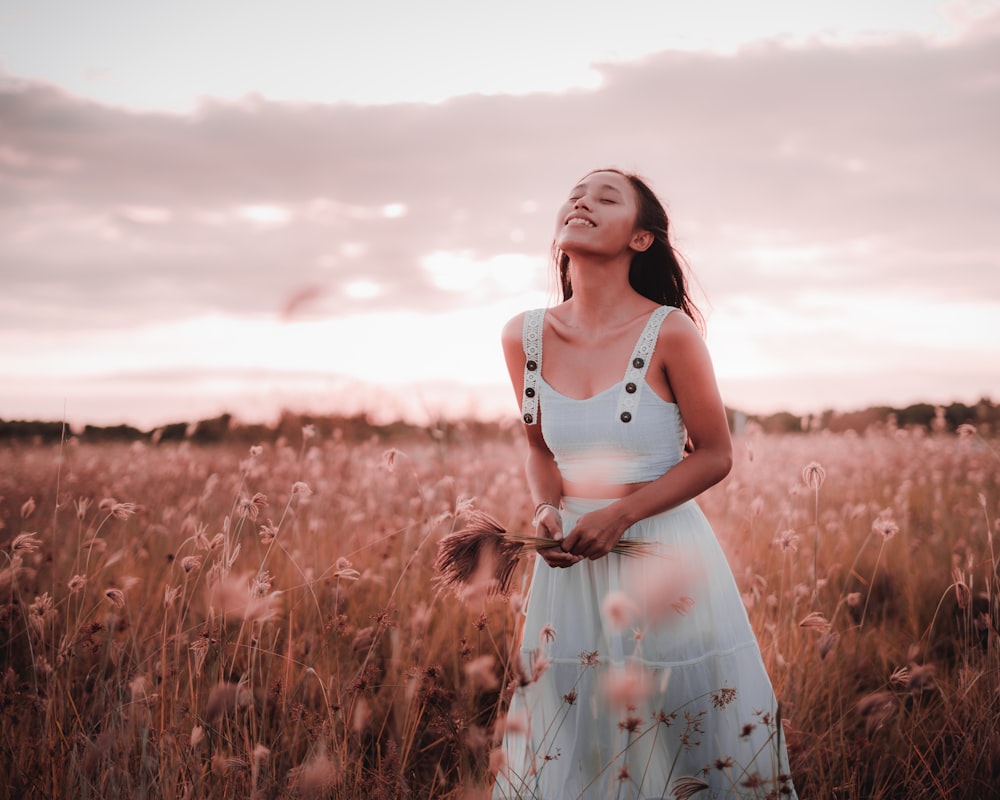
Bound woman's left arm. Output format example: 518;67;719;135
560;313;733;560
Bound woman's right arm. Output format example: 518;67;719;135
501;315;579;569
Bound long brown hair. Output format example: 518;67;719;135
554;168;704;332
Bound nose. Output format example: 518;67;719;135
573;194;591;210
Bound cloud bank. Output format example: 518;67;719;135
1;22;998;423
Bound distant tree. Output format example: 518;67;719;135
974;397;997;431
973;400;994;430
753;411;802;434
0;419;68;442
190;414;232;443
155;422;190;442
233;422;273;444
897;403;937;429
3;395;995;446
823;407;892;434
935;403;972;431
82;424;144;443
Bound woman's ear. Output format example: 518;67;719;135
630;229;653;253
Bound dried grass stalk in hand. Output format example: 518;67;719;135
434;511;523;598
434;509;655;598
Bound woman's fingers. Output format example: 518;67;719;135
535;506;580;567
541;549;582;568
562;513;620;560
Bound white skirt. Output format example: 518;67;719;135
492;498;796;800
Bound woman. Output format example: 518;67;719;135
492;169;795;799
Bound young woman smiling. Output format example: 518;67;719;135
492;169;796;800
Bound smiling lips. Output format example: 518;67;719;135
565;214;595;227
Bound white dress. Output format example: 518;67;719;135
493;307;796;800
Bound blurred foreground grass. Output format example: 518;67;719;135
0;424;997;798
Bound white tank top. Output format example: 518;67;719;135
520;306;687;485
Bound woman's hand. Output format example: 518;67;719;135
534;505;581;568
560;506;627;560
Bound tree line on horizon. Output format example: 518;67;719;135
0;397;996;446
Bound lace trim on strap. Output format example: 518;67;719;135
521;308;546;425
615;306;674;424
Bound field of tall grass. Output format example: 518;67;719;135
0;421;997;799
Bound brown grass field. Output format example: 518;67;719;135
0;422;997;799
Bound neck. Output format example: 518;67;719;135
565;254;648;325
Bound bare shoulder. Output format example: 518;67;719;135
501;311;527;347
658;307;704;348
501;311;530;396
501;311;529;369
657;307;718;389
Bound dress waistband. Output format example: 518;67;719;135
560;496;698;517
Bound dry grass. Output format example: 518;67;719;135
0;421;997;798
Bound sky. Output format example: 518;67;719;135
1;0;998;429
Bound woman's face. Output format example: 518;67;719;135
554;170;643;257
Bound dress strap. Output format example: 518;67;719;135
521;309;546;425
615;306;674;424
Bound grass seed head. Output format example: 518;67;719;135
600;663;652;710
799;611;831;633
333;556;360;581
211;573;281;623
190;725;205;749
671;775;710;799
774;529;799;552
530;652;552;683
258;519;279;544
239;492;267;520
293;750;339;797
463;654;500;691
433;510;522;598
601;591;639;632
802;461;827;490
74;496;92;521
907;662;936;695
872;511;899;541
205;681;252;724
104;588;126;609
12;532;41;553
856;691;895;734
110;502;137;520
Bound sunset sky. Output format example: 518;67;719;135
1;0;998;429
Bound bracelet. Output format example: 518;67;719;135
532;502;560;525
